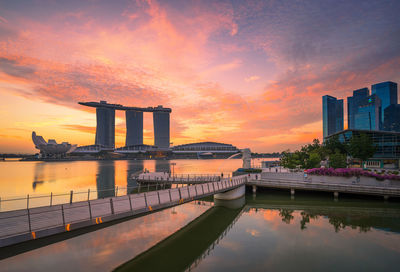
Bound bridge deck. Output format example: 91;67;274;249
0;177;246;248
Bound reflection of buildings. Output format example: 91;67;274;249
155;160;171;173
96;161;115;198
127;160;144;189
32;162;45;191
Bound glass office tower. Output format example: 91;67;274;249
323;95;343;138
372;81;398;128
347;88;369;129
384;104;400;132
354;94;381;130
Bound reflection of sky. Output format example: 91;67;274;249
0;202;210;272
193;208;400;272
1;0;400;153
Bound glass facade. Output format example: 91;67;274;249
347;88;369;129
384;104;400;132
323;95;343;138
354;94;381;130
372;81;398;128
327;129;400;168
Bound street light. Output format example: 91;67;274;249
171;162;177;177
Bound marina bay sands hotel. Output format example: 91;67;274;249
79;101;171;149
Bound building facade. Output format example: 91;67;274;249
322;95;344;138
95;106;115;148
347;88;369;129
384;104;400;132
371;81;398;128
354;94;381;130
326;129;400;169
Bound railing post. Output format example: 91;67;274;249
27;194;29;209
50;192;53;206
69;190;73;204
61;205;65;227
27;208;32;232
212;182;216;192
195;185;198;196
178;188;182;200
187;186;190;198
144;193;148;207
87;189;90;201
110;198;114;214
207;183;210;193
128;194;133;211
147;183;150;192
116;186;119;197
168;189;172;202
157;191;161;204
88;200;92;220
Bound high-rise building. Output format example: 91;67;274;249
354;94;381;130
371;81;398;128
153;110;170;148
95;105;115;148
125;110;143;146
384;104;400;132
323;95;343;138
347;88;369;129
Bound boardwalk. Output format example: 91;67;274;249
0;176;246;248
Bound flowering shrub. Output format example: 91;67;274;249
306;168;400;181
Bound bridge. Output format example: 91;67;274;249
0;175;246;248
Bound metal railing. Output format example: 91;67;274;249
0;176;247;244
137;174;225;183
0;182;184;213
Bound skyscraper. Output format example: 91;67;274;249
95;105;115;148
323;95;343;138
354;94;381;130
371;81;398;128
383;104;400;132
153;110;170;148
125;110;143;146
347;88;369;129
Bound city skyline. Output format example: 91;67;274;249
1;0;400;153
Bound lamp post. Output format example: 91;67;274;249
171;162;176;177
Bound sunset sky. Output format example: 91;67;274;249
1;0;400;153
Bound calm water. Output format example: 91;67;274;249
117;193;400;272
0;159;256;198
1;159;400;271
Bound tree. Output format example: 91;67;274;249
305;151;321;169
348;133;376;162
324;135;347;155
329;150;347;168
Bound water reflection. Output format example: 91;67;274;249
115;198;244;272
96;161;115;198
118;193;400;272
155;159;171;174
126;160;144;190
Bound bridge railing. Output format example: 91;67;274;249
136;174;226;183
0;182;181;213
0;176;247;244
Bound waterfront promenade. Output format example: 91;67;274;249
0;176;246;248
